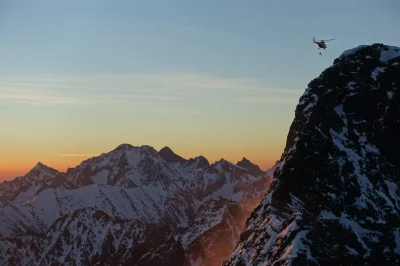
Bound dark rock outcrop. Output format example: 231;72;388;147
223;43;400;266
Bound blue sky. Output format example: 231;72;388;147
0;0;399;178
2;0;399;80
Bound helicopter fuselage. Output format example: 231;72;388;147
315;41;326;49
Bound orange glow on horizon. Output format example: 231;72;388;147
0;147;281;182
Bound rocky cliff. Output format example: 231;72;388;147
223;43;400;265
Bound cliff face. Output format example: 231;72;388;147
223;43;400;265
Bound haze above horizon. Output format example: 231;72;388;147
1;0;399;180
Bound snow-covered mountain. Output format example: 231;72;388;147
0;144;274;265
223;43;400;265
0;162;60;202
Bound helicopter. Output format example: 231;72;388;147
313;37;335;55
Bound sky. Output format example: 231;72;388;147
1;0;399;180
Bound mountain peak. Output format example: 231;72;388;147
33;161;48;170
114;143;135;151
212;158;238;172
186;155;210;169
0;161;60;201
236;157;264;176
111;143;158;156
339;43;400;62
28;162;58;175
194;155;209;167
158;146;186;163
160;146;173;152
215;158;229;165
237;157;250;164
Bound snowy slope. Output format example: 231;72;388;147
182;197;245;266
0;197;40;237
0;144;274;265
223;43;400;266
0;208;186;266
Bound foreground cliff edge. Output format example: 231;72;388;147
223;43;400;265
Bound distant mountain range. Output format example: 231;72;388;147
0;144;274;266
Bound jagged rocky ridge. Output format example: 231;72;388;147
223;43;400;265
0;145;274;266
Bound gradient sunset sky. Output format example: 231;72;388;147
1;0;399;180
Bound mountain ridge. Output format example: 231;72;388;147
1;144;267;185
1;144;268;197
0;143;274;266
